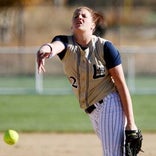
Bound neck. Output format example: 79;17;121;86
73;31;92;47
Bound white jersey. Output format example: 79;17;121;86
61;35;116;109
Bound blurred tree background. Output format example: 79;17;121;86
0;0;155;93
0;0;155;46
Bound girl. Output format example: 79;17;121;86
37;6;138;156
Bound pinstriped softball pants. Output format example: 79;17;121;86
88;92;125;156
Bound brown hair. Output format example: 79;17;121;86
75;6;107;37
92;11;107;37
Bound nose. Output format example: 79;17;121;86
77;14;83;19
78;14;83;18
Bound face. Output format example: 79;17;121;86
72;8;95;33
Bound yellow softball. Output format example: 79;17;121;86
3;129;19;145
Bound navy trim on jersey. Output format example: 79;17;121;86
52;35;68;60
52;35;121;69
104;41;121;69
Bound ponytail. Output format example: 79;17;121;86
93;12;107;37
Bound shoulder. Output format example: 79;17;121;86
104;41;118;54
92;35;107;44
92;35;117;51
103;41;121;69
52;35;69;43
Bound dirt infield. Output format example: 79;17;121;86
0;133;155;156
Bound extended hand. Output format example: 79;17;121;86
37;44;52;73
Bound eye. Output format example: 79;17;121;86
74;14;79;19
82;14;87;18
73;13;87;19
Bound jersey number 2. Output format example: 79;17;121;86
69;76;78;88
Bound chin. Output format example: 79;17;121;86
74;27;85;32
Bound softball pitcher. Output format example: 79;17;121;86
37;6;138;156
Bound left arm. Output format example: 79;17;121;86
109;64;137;130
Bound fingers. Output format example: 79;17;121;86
37;51;46;74
38;59;46;74
37;51;50;59
37;60;44;74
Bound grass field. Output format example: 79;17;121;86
0;75;156;94
0;94;156;133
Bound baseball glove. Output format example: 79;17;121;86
125;129;143;156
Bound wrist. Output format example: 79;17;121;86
40;43;53;58
126;123;137;130
45;43;52;52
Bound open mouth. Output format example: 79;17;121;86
76;21;83;26
76;20;83;25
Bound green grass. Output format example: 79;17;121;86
0;75;35;88
132;95;156;132
0;75;70;88
135;75;156;89
0;75;156;94
0;94;92;133
0;94;155;133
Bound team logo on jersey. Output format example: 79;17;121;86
93;64;105;79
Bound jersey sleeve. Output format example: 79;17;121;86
104;41;121;69
51;35;68;60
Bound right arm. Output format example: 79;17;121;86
37;40;65;73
